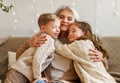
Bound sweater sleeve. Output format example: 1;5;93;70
32;34;55;79
55;40;95;62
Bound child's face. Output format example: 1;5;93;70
68;24;85;42
43;20;60;39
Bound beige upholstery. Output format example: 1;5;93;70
100;37;120;82
0;37;28;82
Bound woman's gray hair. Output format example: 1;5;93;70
54;5;80;21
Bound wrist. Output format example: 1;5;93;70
24;39;30;48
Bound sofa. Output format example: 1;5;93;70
0;37;120;83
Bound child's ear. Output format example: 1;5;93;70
40;25;46;32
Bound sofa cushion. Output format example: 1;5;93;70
8;51;16;67
0;37;28;79
0;38;9;45
100;36;120;82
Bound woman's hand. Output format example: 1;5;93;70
28;33;47;47
89;49;104;62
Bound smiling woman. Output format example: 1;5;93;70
0;0;14;13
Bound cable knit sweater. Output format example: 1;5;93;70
10;34;55;82
55;39;116;83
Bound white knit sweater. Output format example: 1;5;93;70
55;39;116;83
10;34;55;82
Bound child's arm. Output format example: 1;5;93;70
32;34;55;81
55;40;95;62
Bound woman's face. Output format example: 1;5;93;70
58;9;75;32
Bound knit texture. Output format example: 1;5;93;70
56;39;116;83
10;34;55;82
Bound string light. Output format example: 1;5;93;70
14;19;18;23
112;0;119;16
72;2;76;6
13;27;16;29
12;11;16;15
94;0;101;41
10;0;17;37
51;0;55;10
12;11;18;37
32;19;35;23
31;0;36;35
32;0;36;3
36;13;40;17
7;0;120;37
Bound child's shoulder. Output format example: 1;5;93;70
42;33;54;42
73;39;93;46
75;39;92;43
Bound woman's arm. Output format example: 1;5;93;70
16;39;30;60
88;49;108;69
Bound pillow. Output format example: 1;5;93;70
8;51;16;67
0;38;9;45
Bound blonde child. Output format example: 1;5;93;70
5;13;60;83
55;21;116;83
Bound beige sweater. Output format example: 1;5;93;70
10;34;55;82
55;39;116;83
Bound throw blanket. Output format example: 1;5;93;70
55;39;116;83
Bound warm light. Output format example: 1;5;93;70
114;11;119;16
14;19;18;23
36;13;40;17
32;20;35;23
12;12;16;15
14;27;17;29
32;0;36;3
31;6;34;9
51;6;54;10
72;2;76;6
112;2;115;6
12;35;15;37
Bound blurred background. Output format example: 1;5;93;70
0;0;120;38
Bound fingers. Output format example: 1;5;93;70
90;56;104;62
34;35;47;47
89;49;103;62
89;49;99;55
28;34;47;47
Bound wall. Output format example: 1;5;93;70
0;0;120;38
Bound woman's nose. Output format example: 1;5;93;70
68;32;72;36
63;18;68;22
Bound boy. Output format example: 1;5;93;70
5;13;60;83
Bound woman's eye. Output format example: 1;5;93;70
68;17;72;21
72;30;76;32
59;15;64;19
